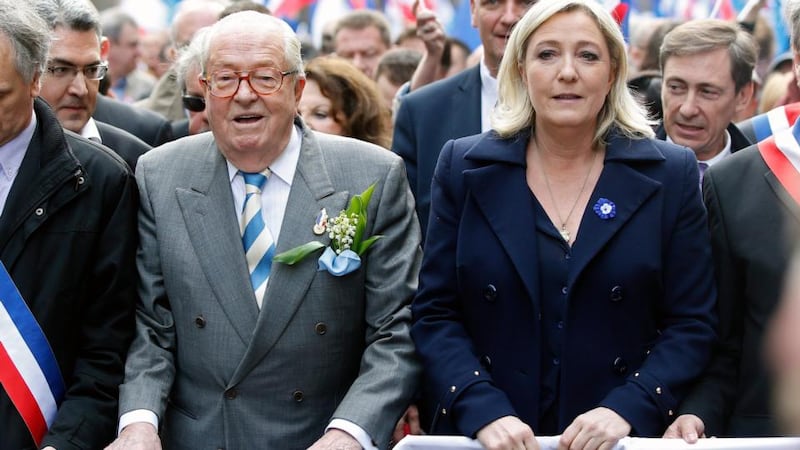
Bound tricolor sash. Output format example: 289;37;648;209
751;103;800;143
0;262;65;445
758;125;800;206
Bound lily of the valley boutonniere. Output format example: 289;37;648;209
273;184;383;276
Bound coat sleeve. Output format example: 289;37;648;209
116;155;177;421
41;164;139;450
410;141;519;438
669;166;743;434
330;156;423;448
598;149;718;436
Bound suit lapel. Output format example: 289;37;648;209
230;125;348;385
176;139;258;345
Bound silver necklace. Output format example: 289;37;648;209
539;150;598;242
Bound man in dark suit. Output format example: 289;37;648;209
36;0;151;171
94;95;173;147
664;0;800;439
657;19;756;180
0;2;137;448
392;0;535;237
736;102;800;143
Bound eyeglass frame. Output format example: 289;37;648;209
200;67;298;98
181;93;206;112
44;61;109;81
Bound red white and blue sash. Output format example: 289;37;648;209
0;262;64;445
758;120;800;206
751;103;800;143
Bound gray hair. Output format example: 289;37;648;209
0;0;51;83
492;0;654;142
176;26;210;89
33;0;102;40
99;7;137;43
199;11;304;78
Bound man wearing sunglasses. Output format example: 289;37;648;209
171;27;210;138
37;0;151;171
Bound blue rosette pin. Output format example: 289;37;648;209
593;197;616;219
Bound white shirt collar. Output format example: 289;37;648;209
226;124;301;184
479;58;498;133
666;129;732;168
80;117;102;143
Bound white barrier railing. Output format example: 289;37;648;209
394;435;800;450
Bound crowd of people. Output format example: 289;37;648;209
1;0;800;449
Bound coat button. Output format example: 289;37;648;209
480;355;492;371
483;284;497;302
224;388;238;399
35;207;44;216
195;315;206;328
612;357;628;375
610;285;623;302
292;390;304;402
315;322;327;335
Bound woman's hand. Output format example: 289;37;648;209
476;415;539;450
558;407;630;450
663;414;705;443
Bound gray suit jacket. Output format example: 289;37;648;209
119;123;422;449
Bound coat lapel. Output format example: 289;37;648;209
230;125;348;385
464;133;542;307
567;134;664;283
176;139;258;345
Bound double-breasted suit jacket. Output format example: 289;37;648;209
411;129;717;438
118;122;422;449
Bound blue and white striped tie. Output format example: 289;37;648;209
240;170;275;308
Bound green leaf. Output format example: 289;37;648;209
356;235;383;255
273;241;326;265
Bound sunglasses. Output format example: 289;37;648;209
182;94;206;112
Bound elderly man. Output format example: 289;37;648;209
392;0;536;238
107;11;421;450
0;1;137;448
36;0;151;171
657;19;757;183
664;0;800;440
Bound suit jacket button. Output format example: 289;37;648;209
292;390;304;402
610;285;623;302
612;357;627;375
483;284;497;302
315;322;327;335
224;388;238;399
195;315;206;328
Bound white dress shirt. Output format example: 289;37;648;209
479;58;499;133
0;111;36;216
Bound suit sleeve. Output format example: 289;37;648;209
330;157;423;448
391;99;418;204
671;167;744;435
410;141;519;438
597;149;718;436
41;165;139;450
116;156;177;422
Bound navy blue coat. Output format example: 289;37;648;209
411;129;718;439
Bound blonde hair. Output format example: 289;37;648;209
492;0;654;144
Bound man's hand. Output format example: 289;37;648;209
414;0;445;59
663;414;706;443
104;422;161;450
392;404;424;445
476;415;538;450
558;407;630;450
308;429;362;450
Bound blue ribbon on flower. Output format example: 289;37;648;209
593;198;616;219
317;247;362;276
